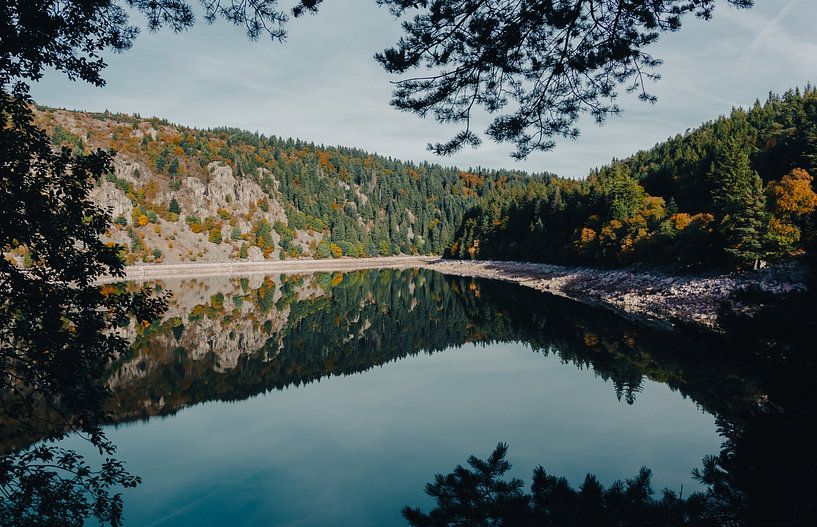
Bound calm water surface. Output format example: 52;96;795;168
68;269;726;525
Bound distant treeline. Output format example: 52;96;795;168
447;88;817;270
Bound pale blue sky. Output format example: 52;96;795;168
31;0;815;178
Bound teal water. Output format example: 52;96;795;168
66;270;724;526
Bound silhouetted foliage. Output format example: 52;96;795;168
375;0;753;158
404;443;727;526
0;0;288;523
2;1;760;159
0;85;165;525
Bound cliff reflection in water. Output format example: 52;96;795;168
79;269;817;525
105;268;736;424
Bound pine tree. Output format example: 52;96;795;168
711;142;770;268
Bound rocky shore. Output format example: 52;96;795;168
428;259;809;332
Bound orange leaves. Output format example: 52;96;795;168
137;214;149;227
99;284;119;298
767;168;817;217
669;213;693;231
641;196;666;222
458;171;485;188
142;178;160;200
765;168;817;254
769;216;798;238
578;227;597;244
317;151;336;173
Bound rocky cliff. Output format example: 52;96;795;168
33;106;546;263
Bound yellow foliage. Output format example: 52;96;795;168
99;284;118;298
578;227;597;244
641;196;666;221
458;171;485;188
583;332;599;347
769;216;798;238
600;220;622;241
689;213;715;231
670;213;693;230
138;214;149;226
767;168;817;217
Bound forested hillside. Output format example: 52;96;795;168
447;88;817;271
27;107;549;264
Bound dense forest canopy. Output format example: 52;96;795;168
447;87;817;271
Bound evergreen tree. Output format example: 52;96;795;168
711;142;770;268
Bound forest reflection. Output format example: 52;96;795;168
104;269;727;421
3;269;815;525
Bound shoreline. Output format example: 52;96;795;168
108;257;808;333
102;256;438;283
429;260;807;333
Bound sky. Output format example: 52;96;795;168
31;0;817;179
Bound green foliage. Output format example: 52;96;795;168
50;124;84;153
168;197;181;214
711;143;770;267
404;443;729;526
254;218;273;252
273;221;294;251
449;88;817;271
315;240;332;259
597;163;647;221
208;227;222;244
239;242;249;259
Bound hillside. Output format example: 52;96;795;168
31;107;550;264
447;88;817;271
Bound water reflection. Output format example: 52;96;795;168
3;268;815;525
106;269;742;423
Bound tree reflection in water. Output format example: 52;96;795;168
2;269;814;525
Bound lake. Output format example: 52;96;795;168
54;268;742;525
